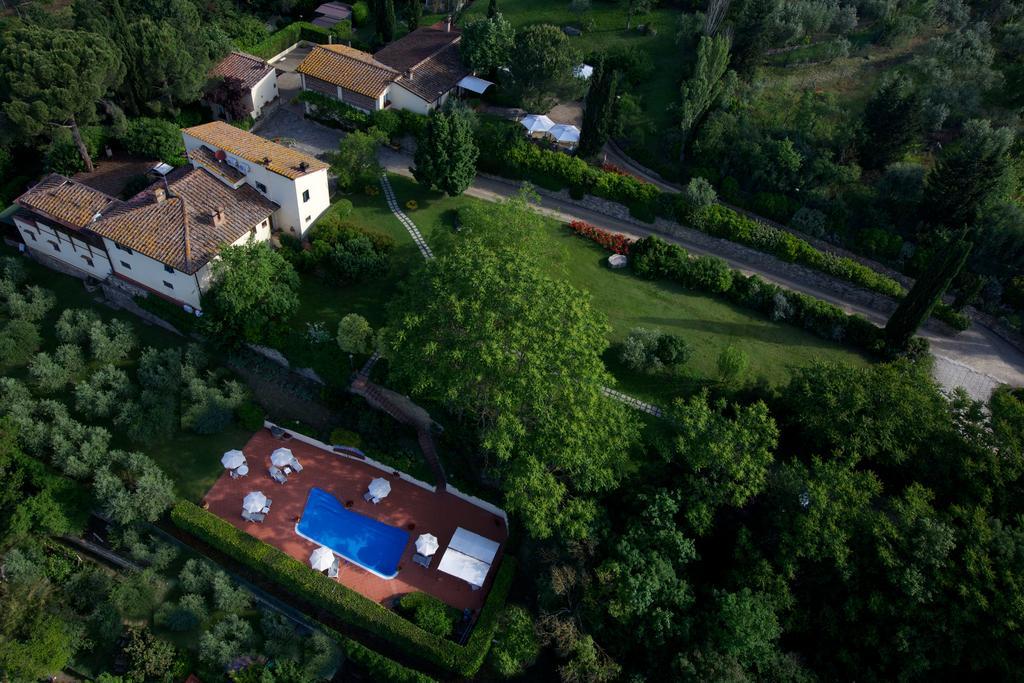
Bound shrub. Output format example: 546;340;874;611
372;109;402;140
120;118;186;165
406;199;418;210
790;206;828;237
337;313;375;355
180;366;247;434
717;345;749;384
489;605;539;678
0;319;41;368
399;593;456;638
170;501;516;677
28;344;85;393
297;90;372;130
352;1;370;26
304;217;394;283
620;328;691;373
236;401;264;431
74;365;133;419
681;176;718;215
567;220;633;255
329;427;362;447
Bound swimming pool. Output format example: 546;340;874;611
295;487;410;579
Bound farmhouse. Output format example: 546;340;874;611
182;121;330;236
297;18;484;115
205;51;280;120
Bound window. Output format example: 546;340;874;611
81;255;94;267
256;181;267;193
49;241;60;252
164;264;174;274
120;261;132;270
24;231;36;241
302;189;310;203
305;215;311;223
115;242;133;254
163;281;174;289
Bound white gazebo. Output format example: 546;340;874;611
547;124;581;147
309;546;335;571
270;447;294;468
221;449;246;469
415;533;439;557
368;477;391;500
242;491;268;514
437;527;501;589
520;114;555;136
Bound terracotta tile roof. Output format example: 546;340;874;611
374;22;462;72
210;51;275;91
297;44;398;98
15;174;122;230
188;145;246;183
181;121;328;180
92;168;277;274
392;42;468;103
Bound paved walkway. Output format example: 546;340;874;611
380;174;433;259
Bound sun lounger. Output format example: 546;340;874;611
262;499;272;514
327;558;340;578
251;512;266;523
290;458;303;472
363;491;376;503
413;553;432;568
230;469;241;479
269;466;288;484
241;510;255;521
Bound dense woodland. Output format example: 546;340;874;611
2;0;1024;681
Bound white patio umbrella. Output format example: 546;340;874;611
368;477;392;499
547;124;581;144
243;491;268;514
520;114;555;134
416;533;439;557
221;449;246;469
270;447;294;467
574;63;594;79
309;546;335;571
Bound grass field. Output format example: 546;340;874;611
291;176;870;406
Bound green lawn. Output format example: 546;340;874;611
295;176;870;406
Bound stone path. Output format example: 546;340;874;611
601;387;664;418
380;174;433;259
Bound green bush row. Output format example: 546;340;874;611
296;91;428;140
475;120;969;332
241;21;351;60
170;500;515;677
322;626;436;683
631;236;890;355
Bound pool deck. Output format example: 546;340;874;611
202;429;508;611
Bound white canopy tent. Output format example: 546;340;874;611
457;75;494;94
547;124;581;145
368;477;391;499
270;447;294;468
415;533;439;557
574;63;594;79
437;527;501;588
243;491;267;514
221;449;246;469
520;114;555;134
309;546;335;571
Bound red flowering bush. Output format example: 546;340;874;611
568;220;634;255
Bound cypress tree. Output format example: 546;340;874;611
377;0;397;43
413;102;479;196
487;0;499;18
406;0;422;32
579;59;619;158
860;72;923;169
885;230;973;349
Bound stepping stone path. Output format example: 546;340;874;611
376;174;666;419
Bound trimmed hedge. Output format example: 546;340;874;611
242;21;351;60
170;500;515;677
323;626;435;683
475;119;969;332
631;236;888;354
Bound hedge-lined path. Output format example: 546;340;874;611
377;146;1024;400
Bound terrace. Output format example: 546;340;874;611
202;427;508;611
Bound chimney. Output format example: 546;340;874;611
212;207;226;227
299;161;309;172
444;15;452;32
262;156;271;167
154;187;166;203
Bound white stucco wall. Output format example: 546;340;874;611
13;215;112;279
386;83;435;115
250;70;279;118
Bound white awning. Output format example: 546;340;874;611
457;75;494;94
437;547;491;587
447;527;500;564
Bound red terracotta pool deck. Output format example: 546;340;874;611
202;429;507;611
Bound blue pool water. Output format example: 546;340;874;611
295;487;410;579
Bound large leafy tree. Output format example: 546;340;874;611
510;24;577;109
0;26;124;173
203;242;300;346
659;391;778;534
678;34;735;160
412;102;479;196
860;72;923;169
923;119;1013;229
331;128;385;190
461;13;515;75
578;58;619;158
386;239;638;538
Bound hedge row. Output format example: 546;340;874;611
630;236;889;354
242;21;351;60
322;626;435;683
296;91;429;141
475;120;969;332
170;500;515;677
